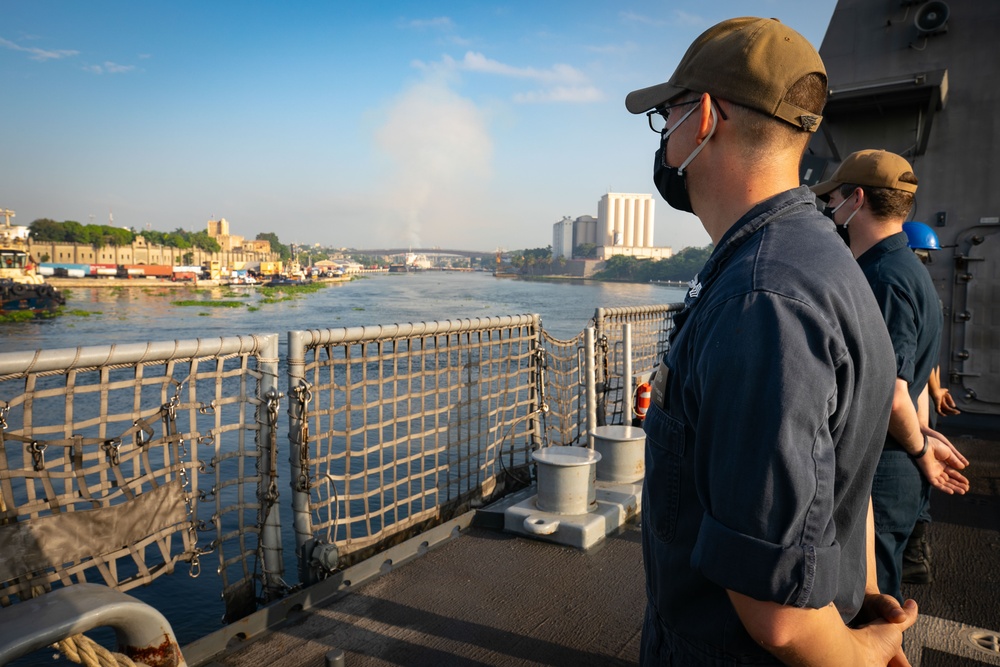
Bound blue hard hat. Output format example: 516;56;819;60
903;222;941;250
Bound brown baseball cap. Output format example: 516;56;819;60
625;17;825;132
810;149;919;197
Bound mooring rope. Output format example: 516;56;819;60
53;634;149;667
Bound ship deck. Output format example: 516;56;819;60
207;423;1000;667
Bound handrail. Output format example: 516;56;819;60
0;583;186;667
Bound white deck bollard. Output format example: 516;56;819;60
591;424;646;483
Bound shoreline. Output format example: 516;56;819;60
45;275;355;289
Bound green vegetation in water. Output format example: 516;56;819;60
247;306;260;312
171;300;246;308
67;309;96;317
198;312;211;317
0;311;37;323
258;281;326;297
352;307;365;311
260;296;294;304
0;307;69;322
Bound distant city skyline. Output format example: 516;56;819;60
2;1;837;253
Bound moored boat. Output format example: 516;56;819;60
0;208;65;315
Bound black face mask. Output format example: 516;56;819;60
834;222;851;246
822;196;854;247
650;102;716;215
653;142;694;214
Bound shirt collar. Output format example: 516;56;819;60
856;231;909;267
672;186;820;341
694;186;819;295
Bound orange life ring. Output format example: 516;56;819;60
633;381;652;420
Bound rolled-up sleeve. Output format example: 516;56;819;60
688;291;845;608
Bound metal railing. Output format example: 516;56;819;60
286;315;544;582
0;335;282;623
595;304;679;425
0;302;682;661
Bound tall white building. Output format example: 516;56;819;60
551;193;672;262
596;193;671;260
573;215;598;248
552;217;574;259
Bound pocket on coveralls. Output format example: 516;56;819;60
643;403;685;544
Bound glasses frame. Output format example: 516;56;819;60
646;97;729;134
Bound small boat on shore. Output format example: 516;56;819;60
262;275;309;287
0;208;65;315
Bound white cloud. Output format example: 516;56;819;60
82;61;136;75
587;42;638;55
405;17;455;30
103;62;135;74
0;36;78;61
417;51;601;105
514;86;604;104
619;12;667;28
671;11;709;28
373;79;493;248
620;10;706;29
459;52;588;85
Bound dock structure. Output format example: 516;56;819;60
210;424;999;667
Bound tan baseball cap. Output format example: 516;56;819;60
625;17;825;132
810;149;919;197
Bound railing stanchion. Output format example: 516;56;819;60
585;327;597;448
258;333;284;601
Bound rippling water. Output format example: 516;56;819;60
3;271;687;353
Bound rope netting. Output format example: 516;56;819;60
0;336;279;626
290;317;543;565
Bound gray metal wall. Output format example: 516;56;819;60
807;0;1000;415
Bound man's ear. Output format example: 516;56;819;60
695;93;715;144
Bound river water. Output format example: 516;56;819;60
4;271;687;353
2;272;687;656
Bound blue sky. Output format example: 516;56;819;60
1;1;837;253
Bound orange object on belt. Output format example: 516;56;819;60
633;381;652;420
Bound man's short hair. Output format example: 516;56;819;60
726;72;828;158
625;17;827;133
838;174;918;220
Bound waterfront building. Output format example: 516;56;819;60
206;218;245;253
573;215;599;251
550;195;672;266
552;217;574;259
242;239;271;254
28;234;278;270
596;193;671;260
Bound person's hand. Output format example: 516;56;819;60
933;388;961;416
921;426;970;468
915;435;970;494
854;592;909;626
857;597;918;667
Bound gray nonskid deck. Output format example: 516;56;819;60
209;426;1000;667
214;522;644;667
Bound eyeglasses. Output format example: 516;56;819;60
646;97;729;133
